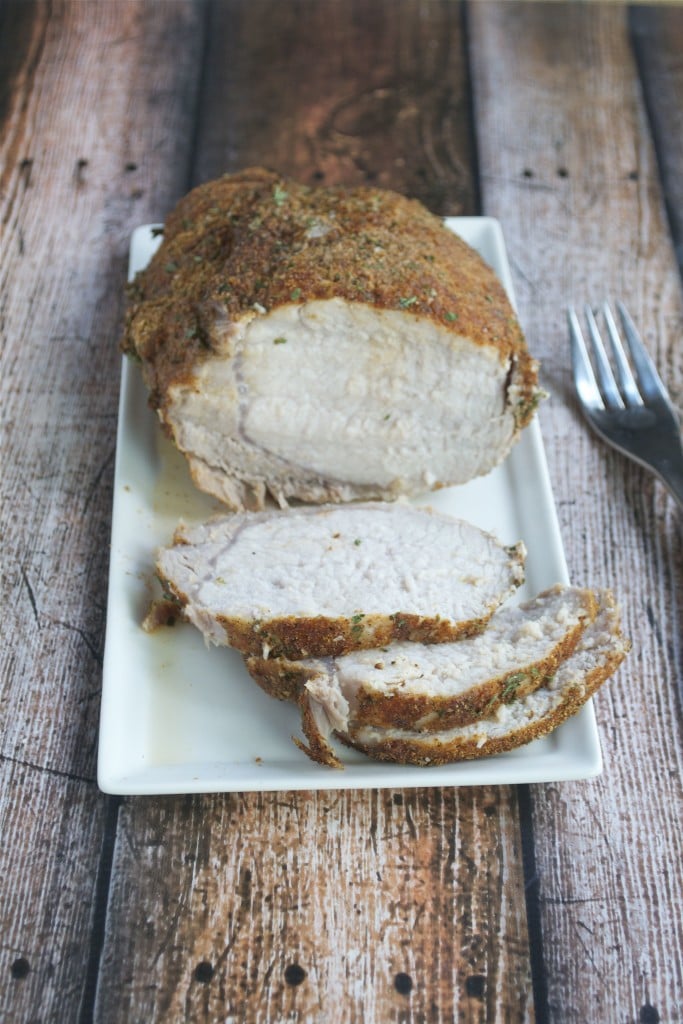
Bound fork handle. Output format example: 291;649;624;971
652;458;683;511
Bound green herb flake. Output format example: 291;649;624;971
444;311;458;321
164;262;178;273
353;538;362;546
398;295;418;308
500;672;527;701
273;185;288;207
273;337;287;345
351;613;365;624
290;287;302;301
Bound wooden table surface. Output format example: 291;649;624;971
1;2;682;1021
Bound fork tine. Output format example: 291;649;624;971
602;303;643;406
584;304;624;409
615;301;673;407
568;307;604;411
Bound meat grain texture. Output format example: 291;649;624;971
155;502;526;660
123;168;541;509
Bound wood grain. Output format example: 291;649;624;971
193;0;476;215
96;787;532;1023
0;1;204;1018
0;762;107;1024
0;0;204;775
469;3;683;1020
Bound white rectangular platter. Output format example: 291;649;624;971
98;217;601;794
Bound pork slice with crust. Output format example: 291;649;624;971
154;502;526;660
345;592;630;767
246;584;598;763
292;590;629;768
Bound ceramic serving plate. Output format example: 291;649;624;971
97;217;602;794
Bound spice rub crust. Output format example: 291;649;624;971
122;167;538;420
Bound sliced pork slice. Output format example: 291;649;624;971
123;168;541;509
348;592;630;766
155;502;525;660
247;584;596;734
297;590;629;768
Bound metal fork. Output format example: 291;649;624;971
568;301;683;509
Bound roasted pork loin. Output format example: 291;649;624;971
123;168;541;509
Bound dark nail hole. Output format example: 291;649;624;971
557;167;569;178
75;158;89;186
466;974;486;998
193;960;214;984
640;1005;660;1024
365;169;378;181
392;793;403;805
628;170;638;181
312;170;325;180
284;963;306;986
522;168;534;178
11;958;30;980
125;162;138;172
394;972;413;995
19;158;33;186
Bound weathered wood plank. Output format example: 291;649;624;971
193;0;476;215
0;1;205;1019
0;762;107;1023
92;3;535;1021
0;0;205;778
96;786;532;1023
469;4;683;1021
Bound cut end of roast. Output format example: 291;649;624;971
123;169;541;509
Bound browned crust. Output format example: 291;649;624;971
246;656;315;703
245;592;597;728
352;603;594;729
226;606;497;661
122;167;537;422
141;597;183;633
293;693;344;769
343;643;629;766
